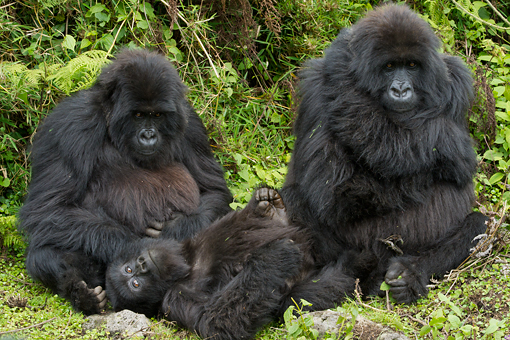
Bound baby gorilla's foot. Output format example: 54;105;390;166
254;187;288;225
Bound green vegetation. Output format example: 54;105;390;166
1;0;509;339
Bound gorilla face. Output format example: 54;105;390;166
126;100;186;160
106;238;189;316
380;59;420;113
99;49;190;166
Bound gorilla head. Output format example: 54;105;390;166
325;5;465;125
98;49;189;167
106;238;190;316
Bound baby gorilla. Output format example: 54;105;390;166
106;187;311;340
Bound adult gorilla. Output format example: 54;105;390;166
281;5;487;304
18;49;232;314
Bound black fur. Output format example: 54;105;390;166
18;49;232;315
106;187;357;340
281;5;487;304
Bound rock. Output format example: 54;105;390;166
308;310;410;340
83;310;150;338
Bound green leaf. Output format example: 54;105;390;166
95;12;110;22
283;306;295;324
88;3;106;14
0;177;10;187
494;86;506;97
483;149;503;161
141;2;155;18
380;281;391;291
288;323;300;335
429;317;447;327
80;39;92;49
62;35;76;51
419;325;432;336
489;172;504;185
137;20;149;30
300;299;312;307
448;315;461;329
238;168;251;182
484;319;501;335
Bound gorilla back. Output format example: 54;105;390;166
281;5;487;304
18;49;232;314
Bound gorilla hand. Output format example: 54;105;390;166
74;281;107;315
145;220;164;238
384;257;428;304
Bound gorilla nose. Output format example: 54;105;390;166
137;255;148;273
390;81;413;100
139;129;157;147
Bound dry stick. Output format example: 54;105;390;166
0;317;57;335
176;11;219;78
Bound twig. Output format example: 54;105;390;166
354;279;428;327
176;11;219;78
483;0;510;26
0;317;57;335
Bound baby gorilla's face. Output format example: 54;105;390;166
117;249;162;294
105;238;190;316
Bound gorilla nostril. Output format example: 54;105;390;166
139;129;157;146
390;81;413;101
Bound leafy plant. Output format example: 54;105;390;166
284;299;319;340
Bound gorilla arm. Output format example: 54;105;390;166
161;110;233;240
20;92;141;263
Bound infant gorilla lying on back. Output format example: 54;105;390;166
106;187;363;340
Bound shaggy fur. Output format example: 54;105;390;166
280;5;487;304
106;188;359;340
18;49;232;314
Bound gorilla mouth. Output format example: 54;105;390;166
147;250;162;275
137;148;157;156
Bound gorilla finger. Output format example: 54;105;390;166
256;187;269;202
147;220;164;231
96;291;107;307
385;278;408;287
93;286;103;295
385;267;406;281
146;228;161;238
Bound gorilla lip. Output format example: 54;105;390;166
147;249;162;276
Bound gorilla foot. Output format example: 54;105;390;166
72;281;107;315
254;187;288;225
384;258;427;304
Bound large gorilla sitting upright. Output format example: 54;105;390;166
18;49;232;314
281;5;487;304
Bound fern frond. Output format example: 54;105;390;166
0;215;24;250
47;50;112;95
0;63;45;88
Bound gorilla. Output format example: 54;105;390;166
280;4;487;304
18;49;233;315
106;187;362;340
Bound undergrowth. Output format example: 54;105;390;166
1;0;510;339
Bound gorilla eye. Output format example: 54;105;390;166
135;112;143;118
125;266;132;274
154;112;161;118
408;61;417;68
131;279;140;288
386;63;393;69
